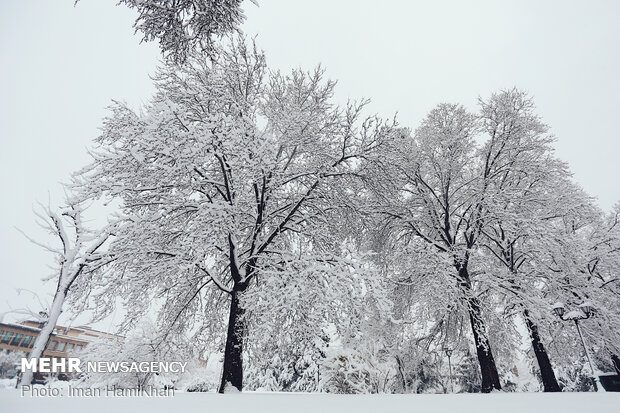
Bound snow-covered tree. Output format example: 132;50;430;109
101;0;257;63
18;203;115;386
544;201;620;386
474;89;572;392
471;91;620;391
0;350;25;378
321;344;396;394
78;321;184;389
73;40;394;392
365;102;505;392
361;88;615;393
243;255;390;392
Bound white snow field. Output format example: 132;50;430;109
0;389;618;413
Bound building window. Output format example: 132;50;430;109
49;341;58;351
1;331;14;344
57;342;66;352
67;343;75;352
10;333;24;346
20;335;33;348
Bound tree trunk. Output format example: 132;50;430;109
611;354;620;375
218;289;246;393
458;266;502;393
18;286;66;386
523;310;561;392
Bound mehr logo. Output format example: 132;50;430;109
22;358;81;373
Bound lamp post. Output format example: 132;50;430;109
444;347;454;393
552;301;604;392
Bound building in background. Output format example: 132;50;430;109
0;321;120;359
0;321;122;380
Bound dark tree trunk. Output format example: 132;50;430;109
218;289;246;393
612;354;620;375
523;310;561;392
458;266;502;393
467;297;502;392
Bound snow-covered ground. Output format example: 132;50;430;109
0;385;617;413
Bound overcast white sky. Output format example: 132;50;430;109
0;0;618;329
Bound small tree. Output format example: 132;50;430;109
79;321;182;389
18;203;114;386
